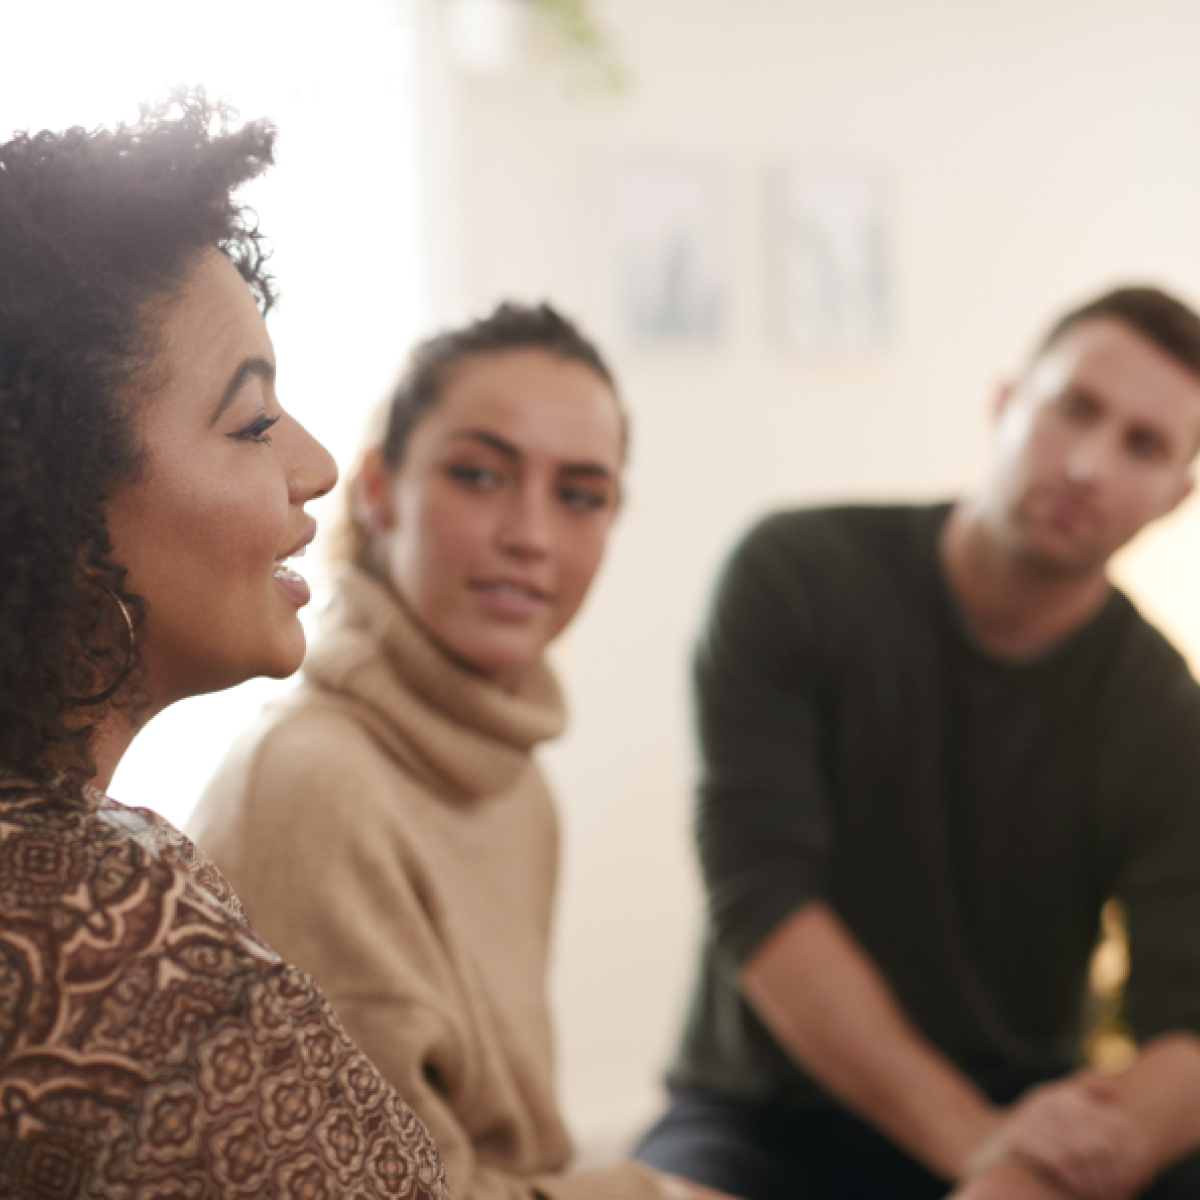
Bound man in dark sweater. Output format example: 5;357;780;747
635;288;1200;1200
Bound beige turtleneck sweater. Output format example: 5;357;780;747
188;568;665;1200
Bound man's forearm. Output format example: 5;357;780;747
1108;1033;1200;1173
951;1159;1070;1200
740;902;998;1181
951;1035;1200;1198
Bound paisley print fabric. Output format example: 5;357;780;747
0;778;451;1200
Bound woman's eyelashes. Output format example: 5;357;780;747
447;462;503;490
228;413;281;446
445;460;612;513
559;484;609;513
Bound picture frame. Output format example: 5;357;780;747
604;157;731;347
770;162;890;353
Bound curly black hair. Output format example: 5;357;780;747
0;89;276;788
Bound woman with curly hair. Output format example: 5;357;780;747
189;305;730;1200
0;93;449;1198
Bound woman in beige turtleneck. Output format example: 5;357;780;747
189;304;722;1200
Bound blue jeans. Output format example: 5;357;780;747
634;1086;1200;1200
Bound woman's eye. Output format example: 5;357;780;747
228;414;281;446
447;464;502;489
1058;393;1094;422
560;486;607;513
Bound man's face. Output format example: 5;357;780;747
981;317;1200;577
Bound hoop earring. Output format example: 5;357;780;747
71;587;137;708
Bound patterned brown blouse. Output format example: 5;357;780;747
0;777;451;1200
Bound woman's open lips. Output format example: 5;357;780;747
272;520;317;607
469;578;550;618
273;556;311;607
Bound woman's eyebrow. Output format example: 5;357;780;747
449;430;615;478
449;429;520;459
561;463;614;479
209;356;276;426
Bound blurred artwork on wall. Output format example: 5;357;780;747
607;159;730;346
771;163;890;353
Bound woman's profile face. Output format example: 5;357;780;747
106;249;337;706
361;348;624;686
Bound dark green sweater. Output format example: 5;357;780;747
668;504;1200;1108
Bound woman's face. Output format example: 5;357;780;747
361;348;624;686
106;249;337;707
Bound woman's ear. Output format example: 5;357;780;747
352;447;397;533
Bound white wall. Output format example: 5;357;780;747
420;0;1200;1143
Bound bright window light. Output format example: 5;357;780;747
3;0;424;828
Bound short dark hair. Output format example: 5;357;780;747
341;301;624;566
1036;285;1200;383
0;90;275;788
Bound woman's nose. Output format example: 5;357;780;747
289;417;339;503
499;490;552;558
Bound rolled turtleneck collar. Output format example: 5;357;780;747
300;566;566;801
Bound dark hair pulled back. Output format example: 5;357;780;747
343;300;623;566
381;301;620;469
0;89;276;788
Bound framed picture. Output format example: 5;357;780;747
770;163;890;353
605;158;731;346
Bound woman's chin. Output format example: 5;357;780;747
178;648;305;700
214;626;308;692
259;626;308;680
456;637;544;688
416;610;549;688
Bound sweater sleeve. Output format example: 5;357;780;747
192;709;673;1200
0;787;449;1200
694;514;837;964
336;989;666;1200
1114;677;1200;1043
331;997;667;1200
113;963;451;1200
